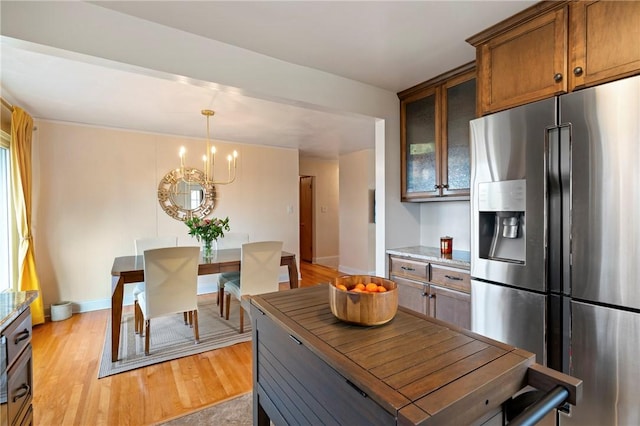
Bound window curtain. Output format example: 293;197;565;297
10;107;44;325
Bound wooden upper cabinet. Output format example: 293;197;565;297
569;1;640;90
398;62;476;202
468;1;640;115
476;6;567;114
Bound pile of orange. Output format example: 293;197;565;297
335;282;388;293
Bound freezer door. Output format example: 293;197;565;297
471;279;547;364
470;98;556;292
561;301;640;426
561;75;640;310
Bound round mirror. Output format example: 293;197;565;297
158;167;216;221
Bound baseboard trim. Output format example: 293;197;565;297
338;265;376;276
313;256;339;269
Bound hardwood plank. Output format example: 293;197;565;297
414;352;533;425
399;345;507;401
386;340;490;390
348;326;451;369
369;332;472;379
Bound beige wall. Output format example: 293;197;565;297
339;149;375;275
32;120;299;312
298;157;340;268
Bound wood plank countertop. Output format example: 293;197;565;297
251;284;546;425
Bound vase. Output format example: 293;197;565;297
203;239;217;261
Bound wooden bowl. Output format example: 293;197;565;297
329;275;398;326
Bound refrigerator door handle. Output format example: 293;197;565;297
547;125;572;295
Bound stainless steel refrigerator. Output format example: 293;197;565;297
470;75;640;425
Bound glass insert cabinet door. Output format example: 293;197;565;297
444;76;475;195
404;88;438;196
399;64;475;201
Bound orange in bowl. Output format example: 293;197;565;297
329;275;398;326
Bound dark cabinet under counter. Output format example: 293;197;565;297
1;291;37;426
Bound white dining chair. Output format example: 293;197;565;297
216;233;249;316
133;236;178;333
138;246;200;355
224;241;283;333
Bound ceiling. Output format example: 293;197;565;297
0;1;535;159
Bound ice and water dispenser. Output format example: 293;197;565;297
477;179;526;264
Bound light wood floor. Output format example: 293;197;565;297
31;261;341;426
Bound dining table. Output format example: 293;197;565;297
110;248;298;362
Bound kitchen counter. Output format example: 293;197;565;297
387;246;471;270
0;290;38;332
250;285;581;425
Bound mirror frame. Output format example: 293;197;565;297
158;167;216;221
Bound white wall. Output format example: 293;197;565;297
339;149;375;275
32;120;299;311
299;157;339;268
420;201;471;251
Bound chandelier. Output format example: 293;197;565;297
178;109;238;185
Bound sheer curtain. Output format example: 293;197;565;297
10;107;44;325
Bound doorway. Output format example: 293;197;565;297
299;175;313;262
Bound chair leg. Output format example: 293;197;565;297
192;310;200;344
188;311;193;327
225;292;231;320
134;300;139;334
183;312;188;325
219;283;225;317
239;305;244;334
135;301;143;335
144;319;150;355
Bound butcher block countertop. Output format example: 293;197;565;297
251;285;581;425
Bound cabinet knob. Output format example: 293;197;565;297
434;184;441;190
573;66;584;76
554;73;563;82
442;183;449;189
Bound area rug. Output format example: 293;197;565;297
98;297;251;378
157;392;253;425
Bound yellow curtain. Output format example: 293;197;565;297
10;107;44;325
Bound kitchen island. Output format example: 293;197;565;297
250;285;580;425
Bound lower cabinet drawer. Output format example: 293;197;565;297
253;307;395;425
5;310;32;369
430;264;470;293
7;346;32;426
390;257;428;282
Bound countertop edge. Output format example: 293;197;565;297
1;290;38;332
387;246;471;270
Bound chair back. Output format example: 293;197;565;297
239;241;283;297
142;246;200;318
217;233;249;249
135;236;178;255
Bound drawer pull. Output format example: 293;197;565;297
12;383;30;402
444;275;463;281
14;329;30;344
289;335;302;345
401;266;415;271
346;379;368;398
